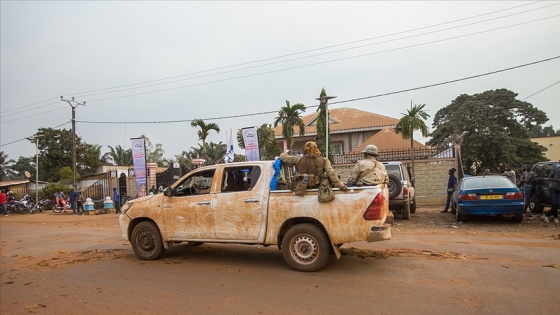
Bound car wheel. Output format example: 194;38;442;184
529;194;543;213
387;174;402;199
410;198;417;214
402;202;411;220
282;223;330;272
513;212;523;222
131;221;165;260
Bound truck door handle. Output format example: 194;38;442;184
244;198;260;203
198;201;211;205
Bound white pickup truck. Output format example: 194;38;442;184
119;161;393;272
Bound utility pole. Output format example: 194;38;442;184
61;96;85;188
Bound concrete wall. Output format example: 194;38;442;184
334;158;457;207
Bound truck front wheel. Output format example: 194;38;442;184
131;221;165;260
282;224;330;272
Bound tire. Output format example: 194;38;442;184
131;221;165;260
387;174;402;199
456;207;465;222
513;212;523;222
281;223;331;272
401;202;410;220
529;194;543;213
52;205;62;213
410;198;417;214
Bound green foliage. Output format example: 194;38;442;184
30;128;103;182
314;88;334;162
102;145;133;166
396;103;430;175
273;100;306;151
191;119;220;155
40;183;70;200
427;89;549;172
11;156;34;180
527;124;560;138
1;151;17;181
141;135;167;166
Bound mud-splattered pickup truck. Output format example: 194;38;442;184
119;161;393;272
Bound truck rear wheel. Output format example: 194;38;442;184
131;221;165;260
282;224;330;272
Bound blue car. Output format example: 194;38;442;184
451;175;524;222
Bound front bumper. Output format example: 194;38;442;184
118;214;131;241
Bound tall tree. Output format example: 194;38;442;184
190;119;220;156
395;103;430;176
140;135;166;166
102;145;133;166
273;100;306;152
527;124;560;138
314;88;334;162
0;151;16;181
427;89;548;173
236;124;281;160
30;128;103;182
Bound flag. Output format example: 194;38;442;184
242;126;260;161
224;129;234;163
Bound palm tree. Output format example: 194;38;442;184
102;145;132;166
273;100;306;152
190;119;220;156
0;151;16;181
395;103;430;177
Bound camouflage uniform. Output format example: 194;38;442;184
280;153;347;190
346;145;389;186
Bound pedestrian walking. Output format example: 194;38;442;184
69;188;79;215
441;168;457;213
0;189;8;216
77;192;85;215
113;187;121;214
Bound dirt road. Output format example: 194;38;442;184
1;208;559;314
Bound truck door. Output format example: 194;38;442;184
162;169;216;240
212;165;266;241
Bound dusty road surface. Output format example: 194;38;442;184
1;207;559;315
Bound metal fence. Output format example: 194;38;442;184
332;146;454;164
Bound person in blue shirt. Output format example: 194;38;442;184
113;187;121;214
441;168;457;213
69;188;79;215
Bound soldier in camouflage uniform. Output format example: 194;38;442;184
346;144;389;186
280;141;348;191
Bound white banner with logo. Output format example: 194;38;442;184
131;138;147;198
242;127;260;161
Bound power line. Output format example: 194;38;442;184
73;56;559;125
63;1;553;97
1;1;555;117
2;56;558;148
522;80;560;100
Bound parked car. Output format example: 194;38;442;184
382;161;416;220
529;161;560;213
451;175;524;222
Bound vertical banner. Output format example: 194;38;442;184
224;128;234;163
242;127;260;161
131;138;147;198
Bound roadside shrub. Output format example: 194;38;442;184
40;183;70;200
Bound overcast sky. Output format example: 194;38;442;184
1;1;559;162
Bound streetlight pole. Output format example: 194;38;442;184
61;96;85;188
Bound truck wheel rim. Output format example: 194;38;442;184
290;234;318;264
137;230;156;253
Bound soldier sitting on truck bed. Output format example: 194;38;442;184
346;144;389;186
280;141;348;191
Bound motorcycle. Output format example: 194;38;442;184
52;199;71;213
30;199;52;214
19;195;35;214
